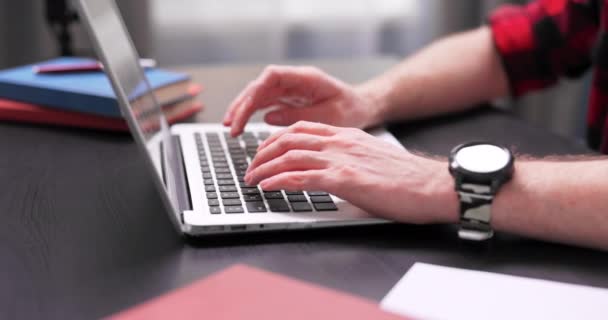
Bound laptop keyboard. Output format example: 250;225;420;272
194;131;338;214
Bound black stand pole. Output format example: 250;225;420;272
45;0;78;56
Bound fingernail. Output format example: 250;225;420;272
244;174;251;184
266;112;284;124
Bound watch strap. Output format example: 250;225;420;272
457;183;494;241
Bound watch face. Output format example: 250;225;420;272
454;144;510;173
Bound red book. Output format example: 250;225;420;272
108;264;408;320
0;84;203;132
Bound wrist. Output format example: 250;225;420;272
355;80;391;128
422;159;460;224
435;162;460;224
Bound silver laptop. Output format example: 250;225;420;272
74;0;403;236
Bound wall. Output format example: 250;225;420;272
0;0;591;143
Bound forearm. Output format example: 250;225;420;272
436;158;608;251
359;26;509;125
492;159;608;251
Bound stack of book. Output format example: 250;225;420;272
0;57;203;132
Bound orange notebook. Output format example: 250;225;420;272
0;84;203;132
109;264;408;320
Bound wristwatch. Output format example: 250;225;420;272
449;142;514;241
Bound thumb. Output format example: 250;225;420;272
264;104;331;126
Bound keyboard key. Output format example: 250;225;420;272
287;195;308;202
219;185;238;192
231;158;248;164
225;206;244;214
309;195;333;203
243;194;263;202
220;192;240;199
230;154;247;160
264;192;284;199
239;182;257;188
223;199;242;206
217;179;235;186
307;191;329;196
209;207;222;214
205;185;216;192
201;166;211;173
208;199;220;206
313;202;338;211
213;162;229;168
203;179;215;185
206;192;218;199
216;173;233;179
285;191;304;195
241;188;261;195
291;202;313;212
267;199;291;212
214;168;231;174
246;201;267;213
202;172;213;179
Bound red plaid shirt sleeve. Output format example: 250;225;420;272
489;0;600;97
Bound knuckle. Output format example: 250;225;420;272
301;66;322;75
263;64;278;75
276;135;292;150
335;136;356;149
346;127;363;135
283;149;303;161
261;65;282;81
336;163;358;179
292;120;312;131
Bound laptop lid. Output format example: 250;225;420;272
73;0;185;231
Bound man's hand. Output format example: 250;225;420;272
223;65;381;137
244;121;458;224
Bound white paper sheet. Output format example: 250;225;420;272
381;263;608;320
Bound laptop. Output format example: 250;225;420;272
74;0;404;236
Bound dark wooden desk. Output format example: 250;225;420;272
0;59;606;319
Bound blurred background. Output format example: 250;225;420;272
0;0;589;144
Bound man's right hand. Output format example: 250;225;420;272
223;65;382;137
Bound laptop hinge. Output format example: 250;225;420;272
161;136;193;215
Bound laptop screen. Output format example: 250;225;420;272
75;0;182;221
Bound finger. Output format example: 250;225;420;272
229;67;291;136
224;80;258;125
223;92;245;125
245;150;328;185
230;66;336;136
259;121;339;150
259;170;327;193
248;133;325;173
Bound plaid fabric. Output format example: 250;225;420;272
489;0;608;153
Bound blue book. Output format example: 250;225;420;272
0;57;190;118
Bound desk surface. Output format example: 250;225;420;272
0;59;606;319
